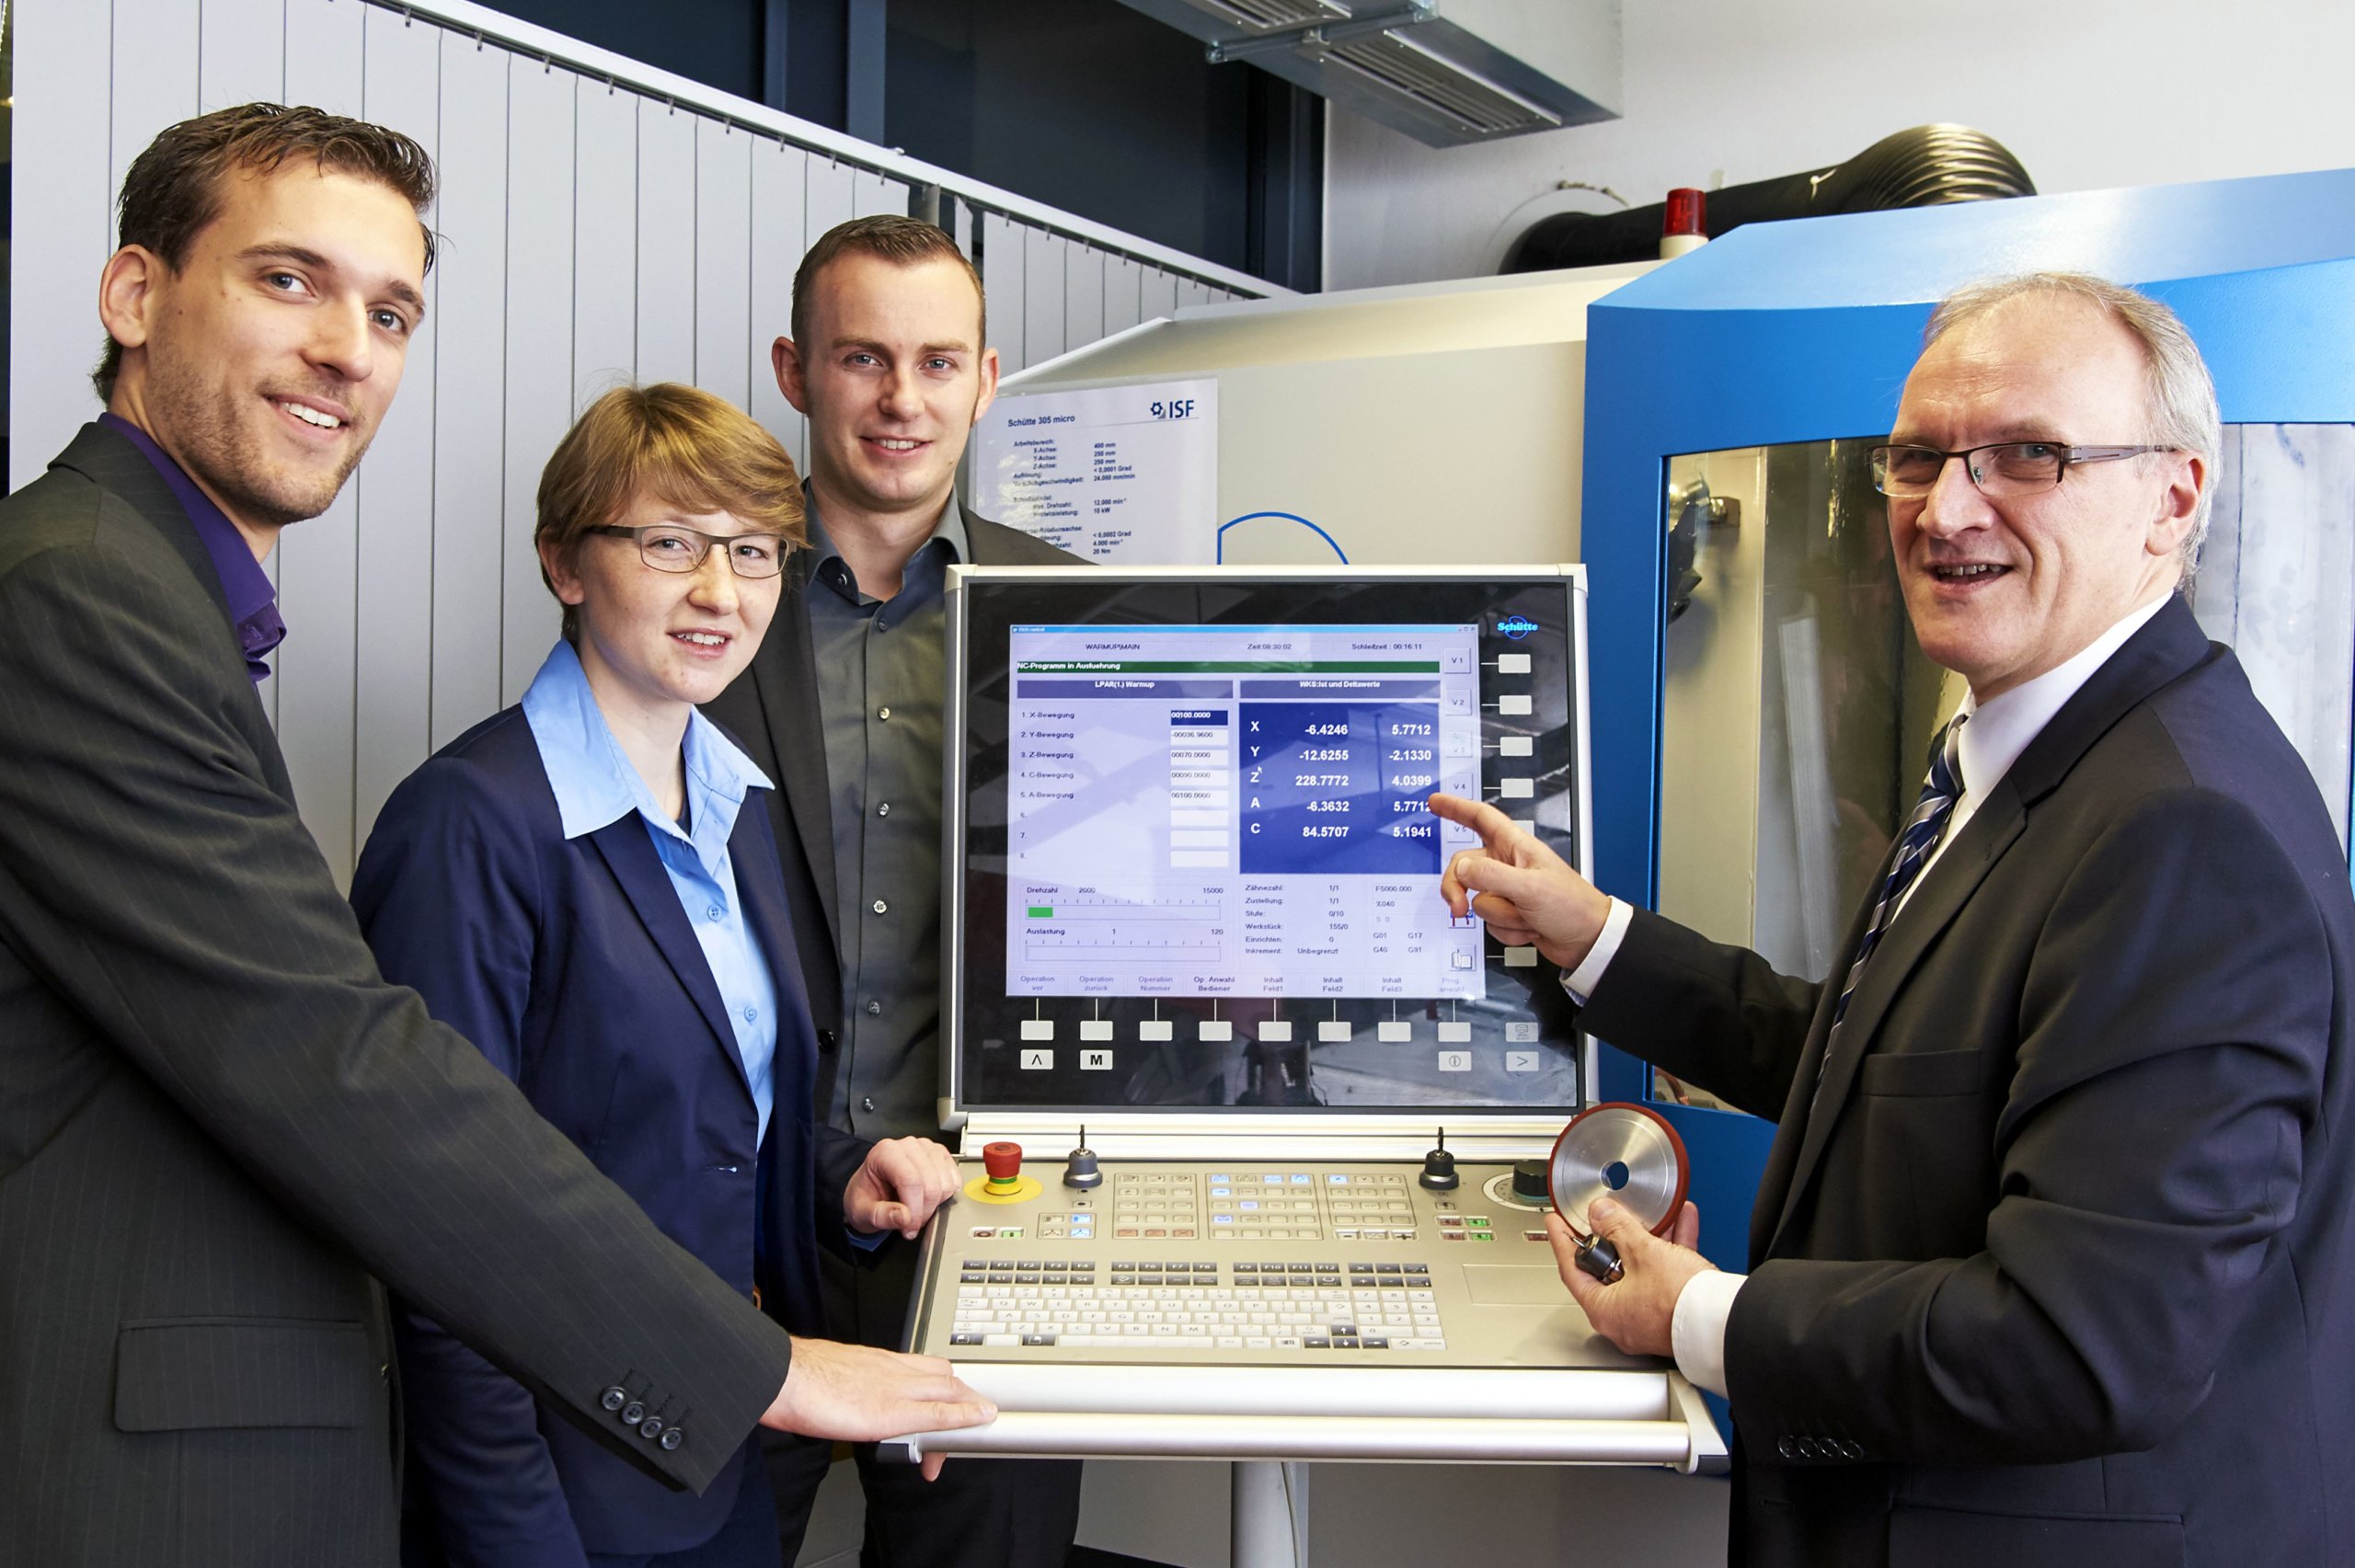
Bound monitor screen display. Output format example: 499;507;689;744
948;569;1588;1115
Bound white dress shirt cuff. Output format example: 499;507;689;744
1671;1267;1745;1399
1558;897;1636;1002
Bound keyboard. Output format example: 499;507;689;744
948;1259;1450;1352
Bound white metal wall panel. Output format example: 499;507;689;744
200;0;290;111
428;32;511;749
11;2;113;494
748;140;809;473
572;80;638;413
851;167;904;220
1177;278;1212;311
502;59;577;704
274;0;369;876
1023;227;1069;370
111;0;201;206
982;215;1027;376
694;120;754;410
804;155;858;250
17;0;1267;876
1103;256;1144;338
1143;266;1181;324
636;99;698;389
350;6;442;854
1063;246;1106;355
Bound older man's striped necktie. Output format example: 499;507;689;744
1821;714;1969;1078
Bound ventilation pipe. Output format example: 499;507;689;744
1501;124;2034;273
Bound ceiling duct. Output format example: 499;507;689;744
1115;0;1622;147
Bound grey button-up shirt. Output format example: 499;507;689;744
802;497;967;1139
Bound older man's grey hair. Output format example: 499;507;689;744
1923;272;2222;586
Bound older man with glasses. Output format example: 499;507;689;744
1431;272;2355;1568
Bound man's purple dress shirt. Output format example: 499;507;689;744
98;412;286;682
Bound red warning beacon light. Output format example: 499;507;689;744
1661;188;1708;258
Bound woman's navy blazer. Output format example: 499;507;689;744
351;703;872;1563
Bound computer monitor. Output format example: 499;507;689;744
945;566;1591;1117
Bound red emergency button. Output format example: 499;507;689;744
983;1141;1025;1193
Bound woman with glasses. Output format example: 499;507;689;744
351;384;963;1568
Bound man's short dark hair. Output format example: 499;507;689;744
790;214;985;349
93;102;438;405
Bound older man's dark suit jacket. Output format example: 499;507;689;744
0;423;794;1564
1580;597;2355;1568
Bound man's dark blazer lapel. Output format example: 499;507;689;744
586;818;753;1100
1763;597;2220;1256
746;558;842;957
734;803;816;1105
50;421;293;804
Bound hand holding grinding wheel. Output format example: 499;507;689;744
1547;1102;1691;1281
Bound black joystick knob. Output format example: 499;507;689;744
1063;1127;1103;1190
1419;1128;1460;1191
1512;1159;1550;1204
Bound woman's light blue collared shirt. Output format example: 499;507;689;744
520;638;779;1145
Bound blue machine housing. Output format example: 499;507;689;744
1576;166;2355;1277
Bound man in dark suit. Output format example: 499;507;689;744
0;105;987;1566
1434;273;2355;1567
704;216;1086;1568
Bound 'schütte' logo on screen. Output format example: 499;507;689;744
1497;614;1537;640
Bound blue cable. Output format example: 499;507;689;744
1214;511;1349;565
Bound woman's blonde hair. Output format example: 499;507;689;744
535;383;805;636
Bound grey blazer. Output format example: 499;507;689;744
1582;598;2355;1568
0;423;794;1565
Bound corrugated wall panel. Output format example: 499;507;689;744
1143;265;1181;323
350;5;442;856
500;58;576;704
1063;246;1106;356
982;214;1026;377
572;80;638;414
428;34;512;747
273;0;367;877
1103;256;1144;338
1023;226;1068;369
694;119;754;411
748;140;809;473
200;0;289;111
635;97;697;388
13;2;115;494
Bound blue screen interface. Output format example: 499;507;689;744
1005;623;1487;1001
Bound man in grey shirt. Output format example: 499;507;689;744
705;216;1086;1568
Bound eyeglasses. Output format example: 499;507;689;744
1868;441;2175;498
588;523;788;578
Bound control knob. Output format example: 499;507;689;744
1063;1127;1103;1189
1419;1127;1460;1191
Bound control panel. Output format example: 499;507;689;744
907;1147;1645;1374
